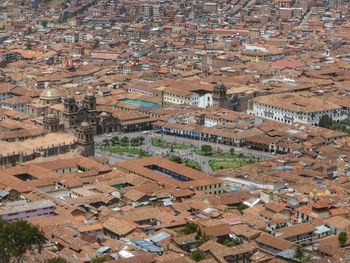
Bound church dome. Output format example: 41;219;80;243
40;88;61;100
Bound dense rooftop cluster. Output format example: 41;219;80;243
0;0;350;262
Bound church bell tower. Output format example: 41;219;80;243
76;121;95;157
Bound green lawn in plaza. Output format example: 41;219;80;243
209;160;253;171
151;139;192;149
100;147;148;157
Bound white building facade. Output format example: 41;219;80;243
249;101;345;125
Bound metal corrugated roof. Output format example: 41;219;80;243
132;239;163;252
149;231;171;243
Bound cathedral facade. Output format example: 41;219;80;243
62;93;97;131
212;82;256;112
28;88;98;133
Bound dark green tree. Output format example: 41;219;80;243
294;245;304;262
201;145;213;155
0;219;11;263
42;20;48;28
223;238;241;247
319;115;333;128
194;228;210;244
102;139;110;146
181;221;197;234
0;219;46;263
169;155;182;164
120;136;129;146
195;228;202;240
338;232;348;247
238;203;249;213
130;138;139;146
11;160;17;167
46;257;67;263
230;147;235;155
191;249;205;262
201;232;210;244
110;136;119;145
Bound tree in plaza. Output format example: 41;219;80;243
0;219;46;263
230;147;235;155
318;115;333;128
131;137;144;146
169;155;182;164
102;139;110;146
338;232;348;247
110;136;119;145
130;137;139;146
120;136;129;145
201;145;213;155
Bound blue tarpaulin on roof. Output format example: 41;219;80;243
132;239;163;253
274;166;293;171
288;198;298;206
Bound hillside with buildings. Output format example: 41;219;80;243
0;0;350;262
